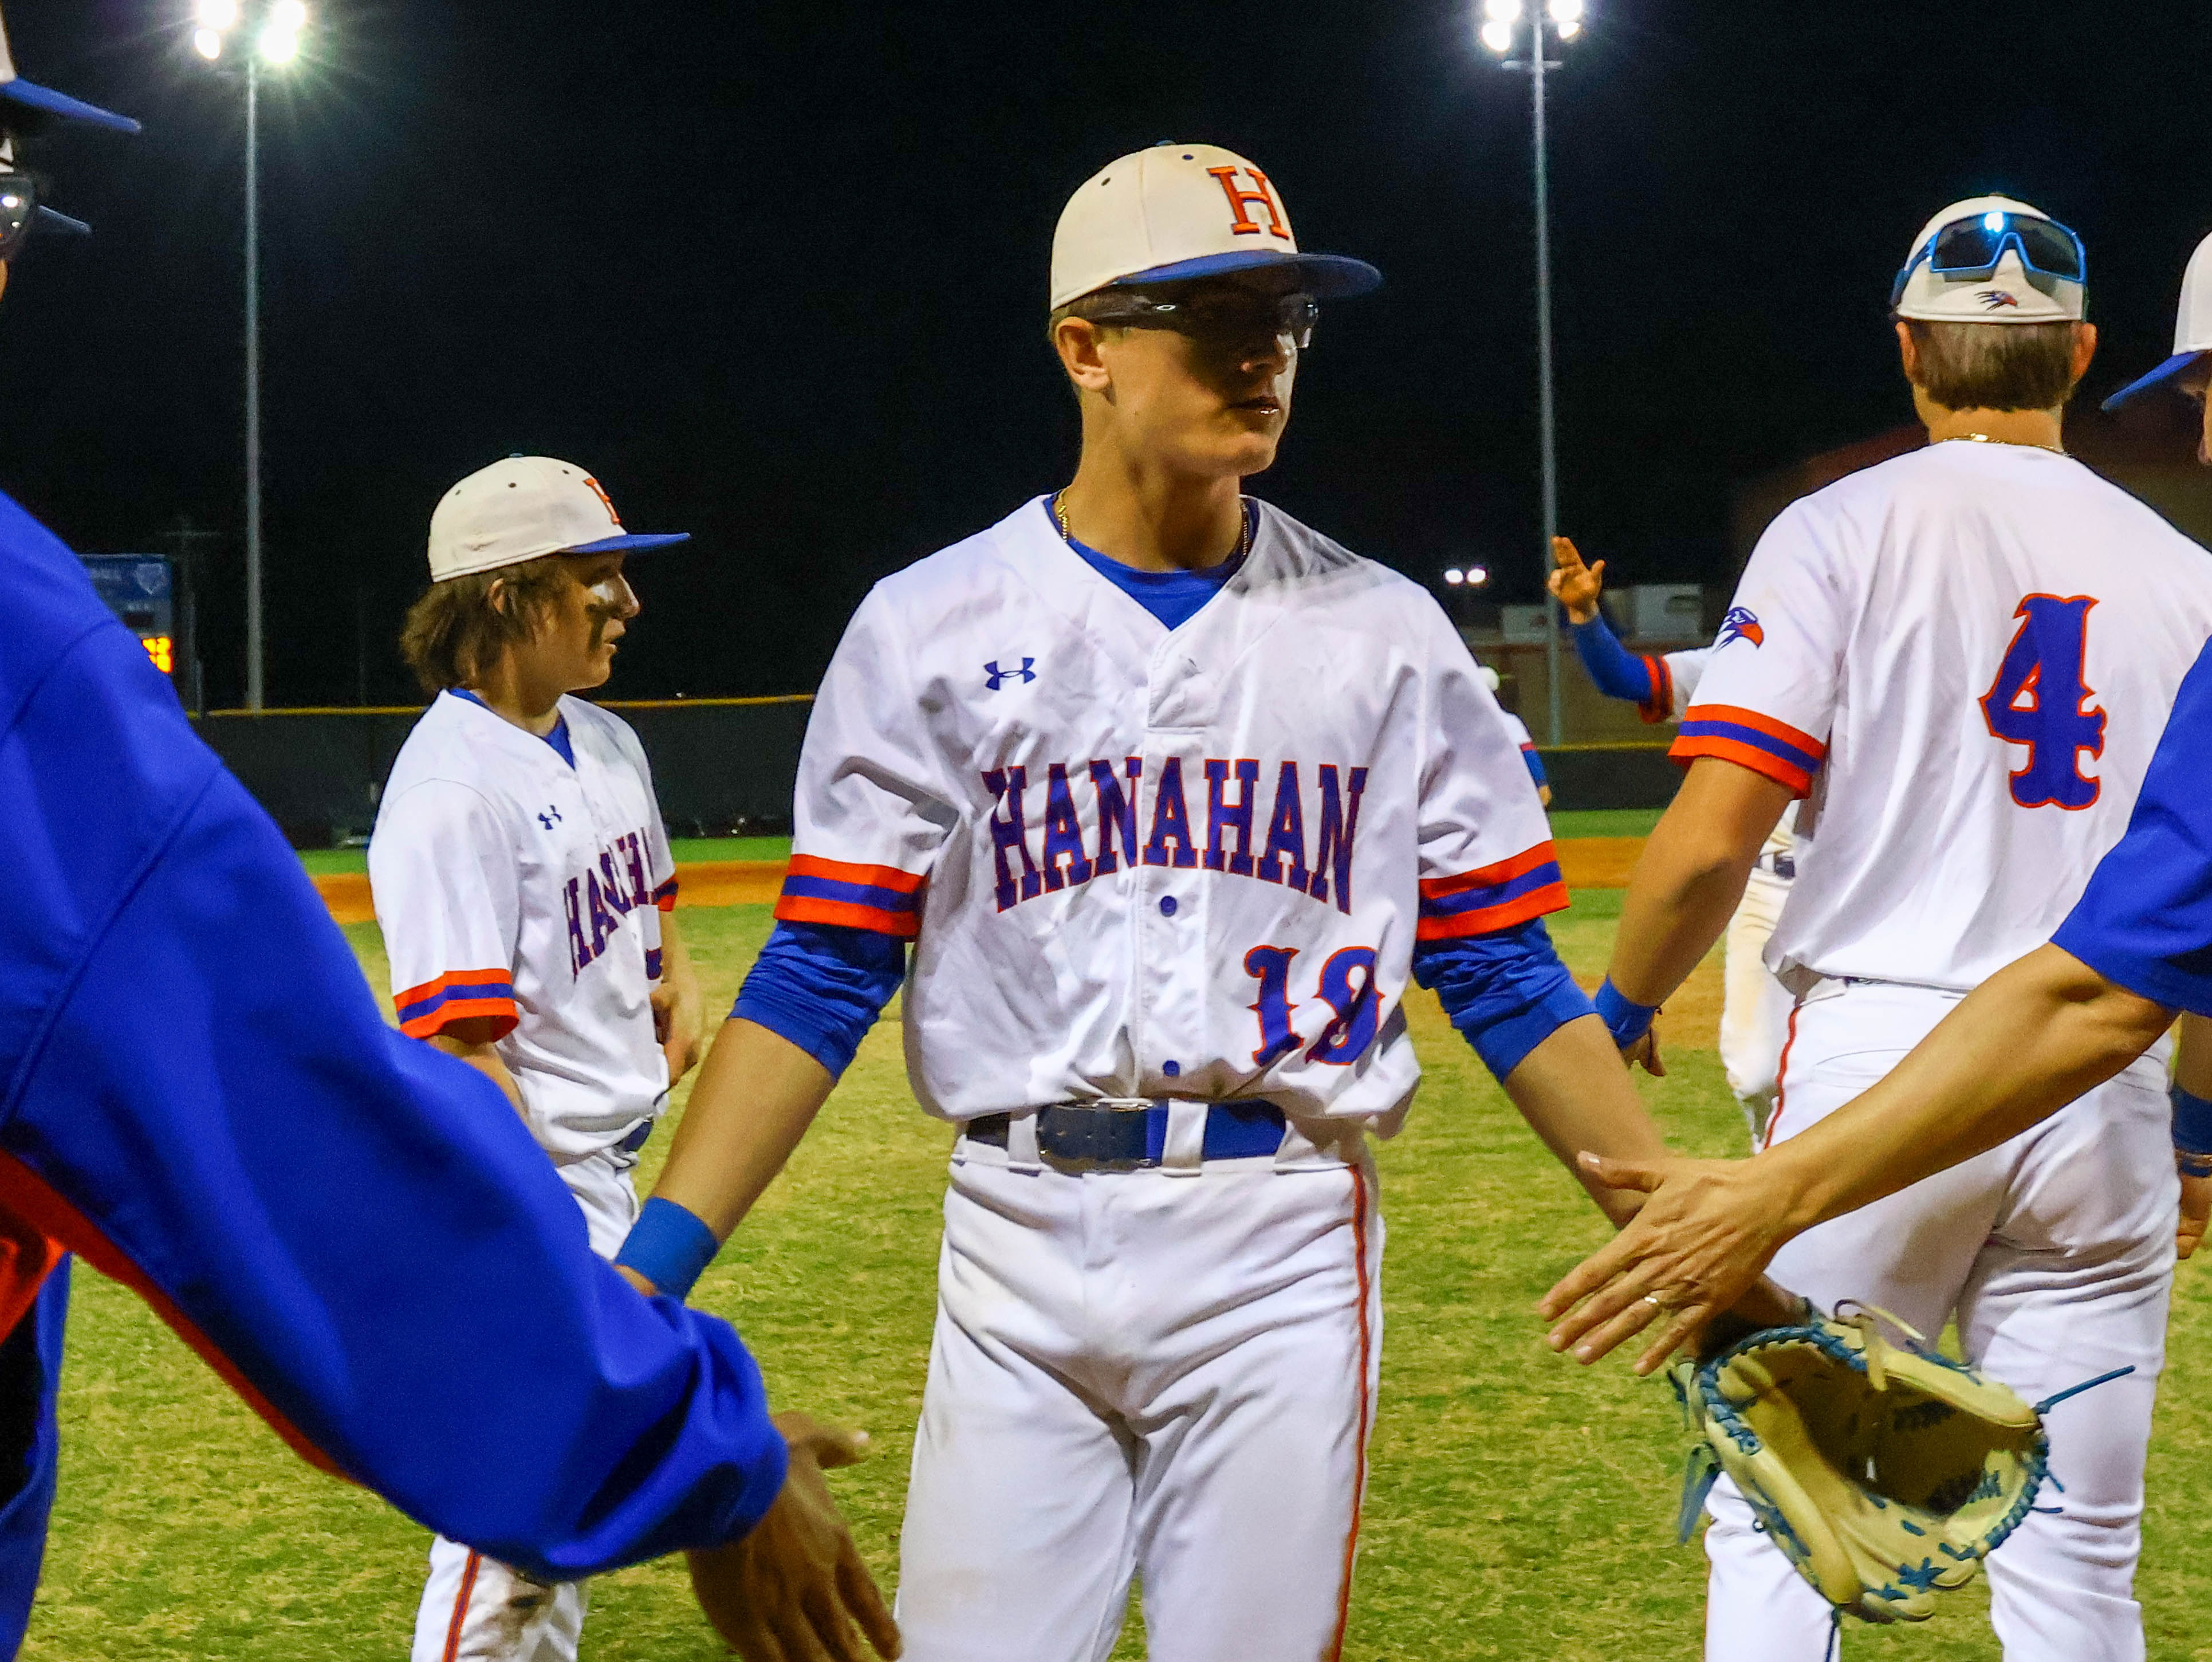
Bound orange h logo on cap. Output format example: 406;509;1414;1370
580;473;624;529
1207;166;1291;242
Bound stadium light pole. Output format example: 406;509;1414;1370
191;0;309;712
1481;0;1583;746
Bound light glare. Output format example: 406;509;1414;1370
192;26;223;58
1467;565;1490;586
1983;211;2005;232
1445;568;1466;586
1479;16;1515;51
273;0;308;29
1482;0;1523;19
258;23;300;62
1548;0;1585;20
195;0;239;29
1556;16;1581;37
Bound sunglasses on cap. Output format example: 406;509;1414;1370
1891;210;2087;308
1079;286;1321;349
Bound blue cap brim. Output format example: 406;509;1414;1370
2103;350;2208;412
0;78;140;135
564;531;691;555
1111;248;1383;300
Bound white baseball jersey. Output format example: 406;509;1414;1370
1676;440;2212;992
1499;710;1537;754
371;690;676;1163
777;496;1562;1133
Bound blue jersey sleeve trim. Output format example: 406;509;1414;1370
1571;615;1658;706
1412;919;1596;1082
731;921;906;1078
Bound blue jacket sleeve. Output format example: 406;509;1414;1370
2053;637;2212;1015
1411;918;1596;1082
732;921;904;1077
1571;615;1666;714
0;498;786;1581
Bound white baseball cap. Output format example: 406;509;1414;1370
1049;142;1380;312
1476;665;1503;695
1891;195;2085;324
2104;229;2212;411
426;456;690;583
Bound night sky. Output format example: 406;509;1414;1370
2;1;2207;708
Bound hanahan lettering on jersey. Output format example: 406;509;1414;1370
981;757;1368;914
562;827;670;975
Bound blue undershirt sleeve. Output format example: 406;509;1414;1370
1521;747;1549;787
1411;918;1596;1082
1571;615;1658;706
731;921;906;1078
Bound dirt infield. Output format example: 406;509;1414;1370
310;838;1650;925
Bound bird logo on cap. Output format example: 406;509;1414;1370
1977;290;2021;311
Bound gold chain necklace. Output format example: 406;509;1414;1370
1052;490;1255;565
1941;433;2069;457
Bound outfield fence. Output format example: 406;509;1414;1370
193;700;1681;847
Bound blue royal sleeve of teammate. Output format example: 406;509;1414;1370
2052;636;2212;1015
0;491;788;1580
1670;503;1844;796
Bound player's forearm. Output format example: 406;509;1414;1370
1608;761;1784;1006
2174;1011;2212;1097
428;1033;527;1117
1766;945;2172;1231
650;1019;836;1240
1501;1014;1670;1227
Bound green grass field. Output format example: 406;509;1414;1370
25;892;2212;1659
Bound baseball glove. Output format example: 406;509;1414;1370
1672;1307;2049;1624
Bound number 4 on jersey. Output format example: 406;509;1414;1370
1978;594;2106;810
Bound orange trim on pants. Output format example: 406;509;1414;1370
442;1550;483;1662
1326;1163;1375;1662
1761;1000;1804;1150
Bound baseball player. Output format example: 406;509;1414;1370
371;457;718;1661
1548;537;1796;1133
1542;225;2212;1347
613;142;1796;1662
1564;197;2212;1662
1475;665;1552;804
0;17;889;1662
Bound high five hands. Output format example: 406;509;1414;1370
1547;536;1604;626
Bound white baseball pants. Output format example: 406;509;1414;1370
894;1126;1384;1662
1718;866;1793;1140
410;1150;638;1662
1706;979;2175;1662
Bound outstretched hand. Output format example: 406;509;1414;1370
688;1412;902;1661
1548;536;1605;625
1537;1150;1800;1375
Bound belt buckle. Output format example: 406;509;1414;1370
1041;1099;1156;1173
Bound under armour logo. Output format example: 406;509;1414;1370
538;806;564;830
985;658;1037;690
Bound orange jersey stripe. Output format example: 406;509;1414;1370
1414;881;1570;941
1419;842;1561;899
785;854;927;895
398;998;519;1041
774;894;923;939
393;968;513;1010
1670;733;1815;797
1680;704;1827;760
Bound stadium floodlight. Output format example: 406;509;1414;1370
186;0;318;709
1475;0;1581;744
1445;568;1466;586
1467;564;1490;586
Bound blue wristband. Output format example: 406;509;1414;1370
614;1197;722;1300
1593;978;1658;1049
2172;1085;2212;1158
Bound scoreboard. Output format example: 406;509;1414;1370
80;555;181;682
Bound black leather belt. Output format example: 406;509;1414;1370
965;1101;1286;1169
